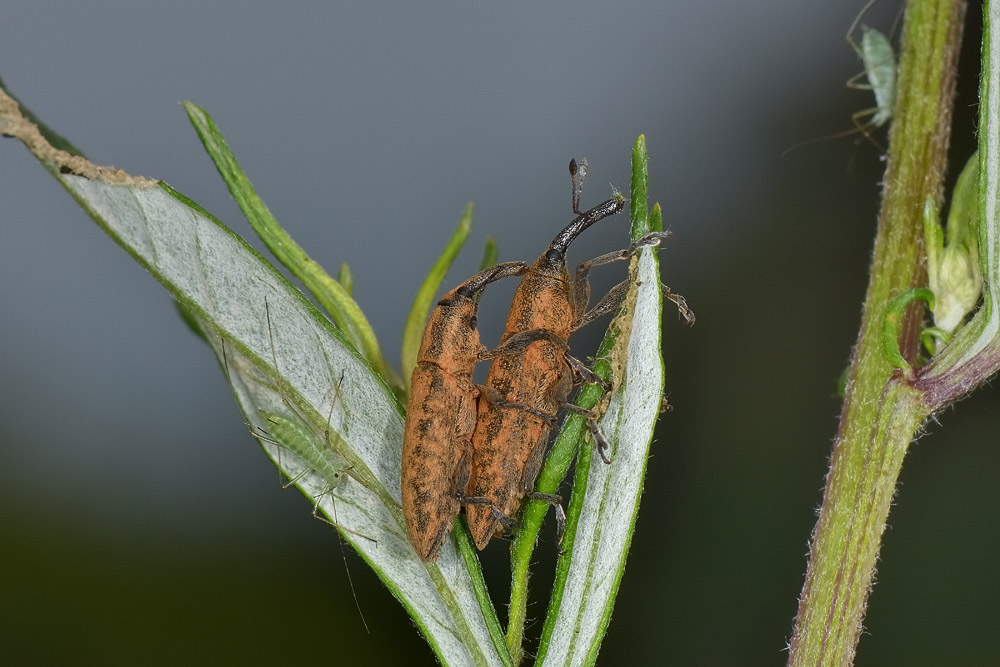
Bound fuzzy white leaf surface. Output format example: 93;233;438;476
60;174;503;667
541;246;665;667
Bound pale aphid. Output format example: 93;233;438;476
248;398;373;635
223;301;375;632
784;0;898;154
254;405;358;527
255;300;355;503
846;4;897;136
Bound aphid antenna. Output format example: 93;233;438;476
846;0;902;53
261;300;374;633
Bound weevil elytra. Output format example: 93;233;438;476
464;159;694;550
402;261;561;561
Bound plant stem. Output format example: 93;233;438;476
787;1;966;665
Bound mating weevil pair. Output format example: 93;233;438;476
402;159;695;561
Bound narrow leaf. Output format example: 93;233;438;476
400;204;473;390
538;136;670;665
182;101;404;395
338;262;354;296
479;237;499;271
0;87;504;667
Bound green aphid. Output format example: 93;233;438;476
848;24;896;134
785;5;898;155
256;409;351;494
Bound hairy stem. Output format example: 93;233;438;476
788;1;966;665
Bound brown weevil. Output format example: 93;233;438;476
465;159;694;549
401;261;561;561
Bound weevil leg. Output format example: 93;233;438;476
482;328;567;361
587;421;613;464
576;279;630;330
578;277;696;330
571;230;675;325
575;230;672;288
579;231;672;276
527;491;562;505
477;384;560;429
564;353;611;391
458;494;492;506
560;403;613;464
560;403;597;419
491;505;518;529
525;491;568;551
554;503;568;551
457;494;507;521
662;282;696;325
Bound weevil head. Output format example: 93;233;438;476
417;261;528;365
418;292;482;365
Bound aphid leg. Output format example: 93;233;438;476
846;0;897;57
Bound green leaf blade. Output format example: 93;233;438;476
182;101;404;394
537;136;669;666
61;175;504;667
400;204;473;388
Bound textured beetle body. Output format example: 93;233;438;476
465;191;627;549
402;261;528;561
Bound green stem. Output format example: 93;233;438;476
510;136;654;665
787;1;966;665
454;521;515;667
917;2;1000;407
505;347;613;664
182;102;405;395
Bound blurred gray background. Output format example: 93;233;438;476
1;1;996;664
